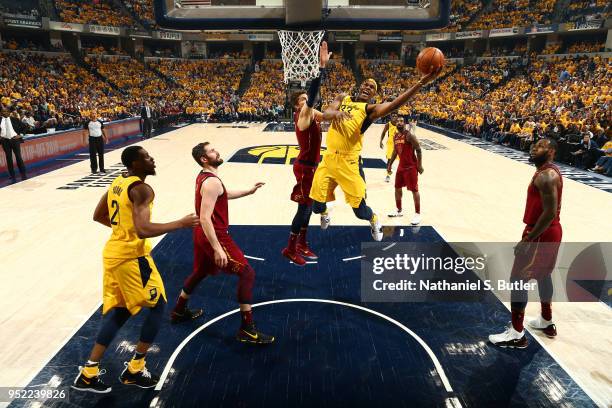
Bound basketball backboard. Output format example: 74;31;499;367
154;0;450;31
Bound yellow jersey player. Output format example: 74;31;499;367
309;70;440;241
72;146;199;393
379;112;399;183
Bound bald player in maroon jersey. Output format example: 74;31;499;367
386;116;423;225
171;142;274;344
282;41;339;265
490;138;562;349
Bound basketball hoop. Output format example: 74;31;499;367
277;30;325;87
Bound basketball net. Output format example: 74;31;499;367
277;30;325;87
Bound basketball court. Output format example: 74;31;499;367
0;0;611;407
1;122;611;407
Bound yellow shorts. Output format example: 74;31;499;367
386;142;394;161
309;152;366;208
102;255;166;315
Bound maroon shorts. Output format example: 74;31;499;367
193;229;249;277
511;224;562;280
395;167;418;191
291;161;317;205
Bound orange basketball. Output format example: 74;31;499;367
416;47;445;75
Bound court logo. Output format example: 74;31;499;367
228;145;387;169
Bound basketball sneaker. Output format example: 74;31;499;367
488;324;528;349
282;247;306;266
296;244;318;260
370;214;383;241
320;212;331;230
388;210;403;218
236;324;275;344
170;307;204;324
119;362;159;388
527;315;557;338
72;366;111;393
410;213;422;225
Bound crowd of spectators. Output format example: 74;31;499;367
468;0;556;30
150;59;246;121
82;43;128;56
320;61;356;108
1;38;46;52
0;0;41;18
238;60;285;121
564;0;610;22
566;41;606;53
357;50;400;60
85;55;187;116
443;0;482;32
0;52;131;133
55;0;136;27
411;55;610;172
207;50;251;59
122;0;156;27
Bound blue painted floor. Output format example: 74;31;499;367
13;226;594;408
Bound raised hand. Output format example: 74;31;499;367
320;41;332;68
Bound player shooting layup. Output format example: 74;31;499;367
309;64;440;241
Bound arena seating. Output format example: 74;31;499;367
321;61;357;108
0;52;127;130
238;60;285;121
149;59;246;120
55;0;137;27
468;0;557;29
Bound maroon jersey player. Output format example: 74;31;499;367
172;142;274;344
386;116;423;225
282;41;337;266
490;138;562;349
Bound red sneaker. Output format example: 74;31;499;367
296;244;318;260
281;247;306;266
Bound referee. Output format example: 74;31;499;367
86;112;108;174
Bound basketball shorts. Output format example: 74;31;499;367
193;229;249;277
291;161;317;205
309;152;366;208
102;255;166;315
510;224;562;281
386;142;394;161
395;167;418;191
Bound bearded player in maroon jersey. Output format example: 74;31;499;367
171;142;274;344
386;116;423;225
282;41;339;265
489;138;562;348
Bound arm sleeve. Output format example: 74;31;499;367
306;68;325;108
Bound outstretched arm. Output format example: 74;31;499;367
297;42;332;131
131;183;198;238
227;182;265;199
367;69;441;121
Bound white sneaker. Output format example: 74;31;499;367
527;315;557;337
410;213;421;225
388;210;403;217
488;324;528;348
320;212;331;230
384;175;390;183
370;214;383;241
